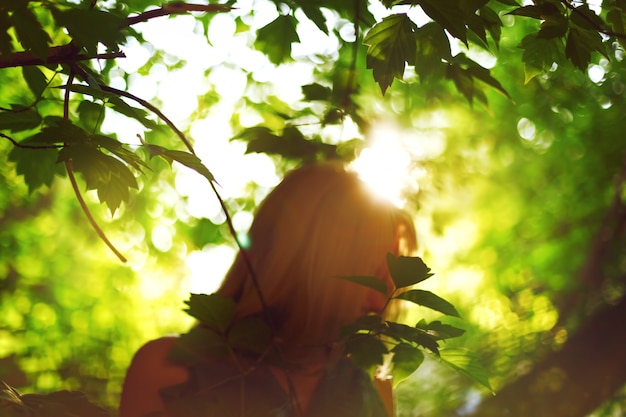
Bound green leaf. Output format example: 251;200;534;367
386;253;434;288
391;343;424;386
519;33;564;82
58;144;138;213
338;275;388;295
21;66;48;99
22;390;110;417
385;321;439;355
345;333;388;371
395;289;461;317
77;101;105;132
446;63;484;105
241;126;331;160
0;10;13;56
419;0;468;45
414;22;451;81
227;316;272;354
0;109;42;133
11;5;51;59
300;4;328;34
184;293;236;333
167;327;229;366
51;8;126;55
31;121;90;145
607;8;626;49
341;314;385;338
462;57;511;98
440;349;493;393
254;15;300;65
607;7;626;31
506;3;561;20
479;6;503;45
163;150;214;182
570;5;606;31
8;139;60;192
90;134;150;173
415;319;466;340
302;83;332;101
566;26;606;70
364;13;417;94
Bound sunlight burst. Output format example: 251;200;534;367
351;127;412;207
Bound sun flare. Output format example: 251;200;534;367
351;127;412;207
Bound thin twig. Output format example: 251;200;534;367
96;84;195;154
0;132;64;149
126;2;232;26
560;0;626;40
65;159;128;263
63;71;127;263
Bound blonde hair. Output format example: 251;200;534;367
218;162;417;353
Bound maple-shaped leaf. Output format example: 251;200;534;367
254;15;300;65
364;13;417;94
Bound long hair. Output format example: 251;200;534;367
218;162;417;356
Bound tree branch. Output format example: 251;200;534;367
0;44;126;69
0;132;64;149
560;0;626;40
126;2;232;26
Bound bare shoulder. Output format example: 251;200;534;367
373;377;395;417
119;336;189;417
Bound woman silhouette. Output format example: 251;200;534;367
120;162;417;417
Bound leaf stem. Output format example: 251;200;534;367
63;71;127;262
96;84;195;154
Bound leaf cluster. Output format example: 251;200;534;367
166;294;273;367
340;254;492;391
0;381;109;417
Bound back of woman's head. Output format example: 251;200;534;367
218;162;417;350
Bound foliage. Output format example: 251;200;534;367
164;254;487;414
0;381;109;417
1;0;626;416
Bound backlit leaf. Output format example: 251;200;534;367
162;150;214;182
385;321;439;355
11;5;50;59
338;275;388;295
51;8;126;54
419;0;468;45
395;289;460;317
0;109;42;133
184;293;236;333
167;327;229;366
566;27;607;70
440;349;493;392
227;316;271;354
300;4;328;34
364;13;417;94
8;140;60;192
386;253;434;288
391;343;424;386
519;33;564;82
415;22;451;81
416;319;466;340
255;15;300;65
21;66;48;99
345;333;388;371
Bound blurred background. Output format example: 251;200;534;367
0;0;625;416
